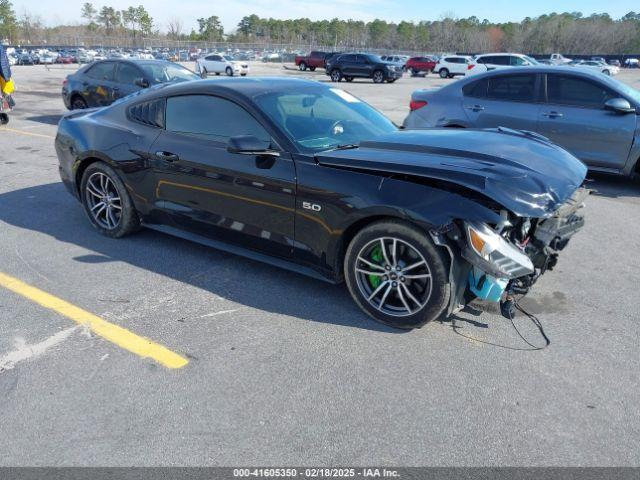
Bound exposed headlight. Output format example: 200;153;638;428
463;222;534;279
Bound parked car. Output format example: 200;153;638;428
433;55;472;78
574;60;619;76
40;54;56;65
624;58;639;68
55;77;586;328
467;53;538;76
381;55;409;69
591;57;607;64
196;54;249;77
16;54;35;66
550;53;572;65
56;54;74;64
325;53;403;83
404;67;640;178
610;59;621;67
295;51;328;71
62;59;200;110
405;56;437;76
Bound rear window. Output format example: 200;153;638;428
462;78;488;98
86;62;115;81
487;74;536;102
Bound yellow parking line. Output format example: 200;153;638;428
0;127;55;139
0;272;189;369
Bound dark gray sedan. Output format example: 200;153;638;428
403;67;640;178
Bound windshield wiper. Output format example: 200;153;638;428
331;144;360;151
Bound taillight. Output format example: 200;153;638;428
410;100;427;111
467;64;475;70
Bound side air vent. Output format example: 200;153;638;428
127;99;165;128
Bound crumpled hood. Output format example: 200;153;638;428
315;128;587;218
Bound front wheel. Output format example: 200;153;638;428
345;76;354;82
299;62;307;71
344;220;450;329
372;70;385;83
309;66;316;72
439;68;449;79
330;69;342;82
80;162;140;238
603;70;610;76
200;67;207;79
226;67;233;76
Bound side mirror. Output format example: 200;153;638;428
227;135;279;156
135;78;149;88
604;98;635;114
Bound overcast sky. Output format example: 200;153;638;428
12;0;640;32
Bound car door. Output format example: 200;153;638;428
355;55;372;77
82;61;117;106
462;73;542;131
537;73;635;169
339;54;358;76
113;62;145;100
148;94;297;257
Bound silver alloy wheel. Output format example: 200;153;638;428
331;70;341;82
373;71;384;83
85;172;122;230
354;237;433;317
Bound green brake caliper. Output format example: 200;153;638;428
369;245;384;289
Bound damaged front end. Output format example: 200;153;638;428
432;187;589;318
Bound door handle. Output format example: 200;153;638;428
155;151;179;162
466;105;485;112
543;111;563;118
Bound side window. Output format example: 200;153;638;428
341;54;356;62
463;78;488;98
86;62;115;81
165;95;270;143
487;74;536;102
511;56;526;66
355;55;366;64
115;63;141;84
547;75;616;109
205;55;215;61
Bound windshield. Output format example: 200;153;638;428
254;87;397;152
141;63;200;85
523;55;539;65
224;56;235;61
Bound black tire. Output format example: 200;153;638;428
241;73;247;76
0;113;8;125
439;68;449;79
200;67;207;79
299;62;307;71
448;74;454;79
345;76;354;82
80;162;140;238
410;68;417;77
309;66;316;71
226;67;233;76
372;70;385;83
344;220;450;329
215;72;220;76
330;69;342;82
71;95;88;110
603;70;610;76
387;79;396;83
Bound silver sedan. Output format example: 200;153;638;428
403;66;640;178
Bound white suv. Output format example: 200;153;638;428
433;55;472;78
466;53;539;76
196;54;249;77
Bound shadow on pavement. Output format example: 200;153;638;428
0;182;405;334
25;114;63;125
587;173;640;199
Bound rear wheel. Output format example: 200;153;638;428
80;162;140;238
344;220;450;329
200;67;207;79
372;70;385;83
410;68;417;77
330;69;342;82
299;62;307;71
71;95;88;110
309;66;316;72
345;76;354;82
439;68;449;79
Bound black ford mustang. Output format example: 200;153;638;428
55;78;588;329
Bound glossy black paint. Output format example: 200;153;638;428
325;54;403;82
55;78;586;283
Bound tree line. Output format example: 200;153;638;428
1;0;640;54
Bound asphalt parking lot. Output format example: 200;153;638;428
1;62;639;467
